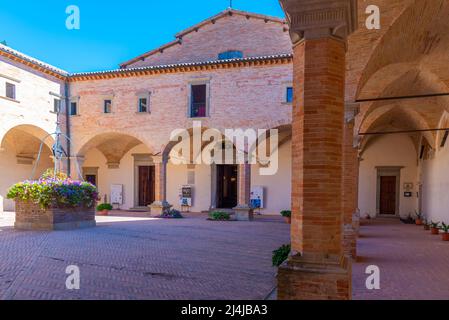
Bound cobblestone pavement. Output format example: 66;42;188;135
353;218;449;300
0;212;290;300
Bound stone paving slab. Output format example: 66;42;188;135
0;212;290;300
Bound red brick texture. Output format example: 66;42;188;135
278;37;351;300
342;120;358;259
290;38;346;258
15;200;96;231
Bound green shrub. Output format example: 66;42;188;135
280;210;291;218
209;211;231;221
440;222;449;233
272;244;291;267
162;209;184;219
7;175;98;209
96;203;113;211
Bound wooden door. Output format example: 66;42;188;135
380;176;396;215
138;166;155;207
216;165;238;208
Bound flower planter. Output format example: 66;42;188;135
284;217;291;224
415;219;423;226
97;210;109;216
424;224;430;231
15;200;96;231
442;233;449;242
431;227;440;235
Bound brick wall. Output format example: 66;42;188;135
15;200;95;231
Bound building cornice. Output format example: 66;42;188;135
0;44;68;80
68;54;293;82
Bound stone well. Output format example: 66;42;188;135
15;200;96;231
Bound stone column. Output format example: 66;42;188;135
342;103;359;260
233;162;254;221
149;155;171;216
278;0;358;300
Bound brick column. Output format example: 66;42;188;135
342;104;359;259
278;0;358;300
233;163;254;221
149;155;171;216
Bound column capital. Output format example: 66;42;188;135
279;0;358;43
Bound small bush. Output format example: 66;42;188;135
280;210;291;218
272;244;291;267
96;203;113;211
209;211;231;221
162;209;184;219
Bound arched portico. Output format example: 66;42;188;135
0;124;55;212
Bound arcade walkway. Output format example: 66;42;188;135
353;218;449;300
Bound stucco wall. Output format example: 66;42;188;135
0;142;53;212
252;140;291;215
358;134;418;218
420;143;449;224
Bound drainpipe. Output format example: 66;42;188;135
64;81;71;177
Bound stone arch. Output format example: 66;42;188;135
0;124;55;152
76;131;152;168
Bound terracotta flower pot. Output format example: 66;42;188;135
98;210;109;216
424;225;430;231
431;227;440;235
442;233;449;241
415;219;423;226
284;217;291;224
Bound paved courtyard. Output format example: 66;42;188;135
1;212;448;300
353;218;449;300
0;212;289;300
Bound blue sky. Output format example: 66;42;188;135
0;0;285;73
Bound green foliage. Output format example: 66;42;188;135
41;169;68;181
272;244;291;267
430;221;441;228
7;175;98;209
161;209;183;219
440;222;449;233
209;211;231;221
280;210;291;218
96;203;113;211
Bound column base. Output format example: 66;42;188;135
343;224;357;259
277;254;351;300
148;201;171;217
232;206;254;221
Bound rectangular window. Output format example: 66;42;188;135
286;87;293;103
104;100;112;114
190;84;207;118
70;102;78;116
138;97;148;113
53;99;61;113
5;82;16;100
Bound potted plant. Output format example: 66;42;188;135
96;203;113;216
430;221;441;235
440;223;449;241
423;220;430;231
281;210;292;224
415;211;423;226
